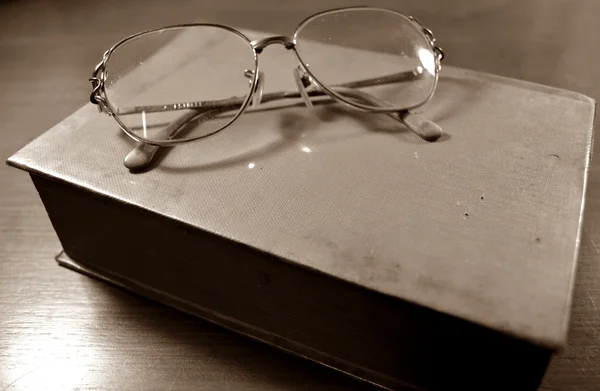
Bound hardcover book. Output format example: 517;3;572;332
7;28;596;390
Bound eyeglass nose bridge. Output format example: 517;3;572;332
251;36;295;53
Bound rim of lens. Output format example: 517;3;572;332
292;7;439;113
101;23;259;146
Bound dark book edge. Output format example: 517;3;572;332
55;251;405;391
32;173;551;391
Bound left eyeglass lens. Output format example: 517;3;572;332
103;26;256;143
294;8;438;112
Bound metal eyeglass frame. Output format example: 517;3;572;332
89;6;444;170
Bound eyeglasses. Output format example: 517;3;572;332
89;6;444;167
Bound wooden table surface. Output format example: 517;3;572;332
1;1;598;390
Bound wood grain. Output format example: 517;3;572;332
1;1;598;390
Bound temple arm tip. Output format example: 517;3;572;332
124;143;160;171
398;111;443;142
420;126;443;142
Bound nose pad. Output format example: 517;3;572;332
293;66;315;109
244;69;265;109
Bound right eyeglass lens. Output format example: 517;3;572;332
103;25;256;143
294;8;437;111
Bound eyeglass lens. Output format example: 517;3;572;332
104;26;256;143
294;8;437;111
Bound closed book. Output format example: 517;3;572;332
7;28;595;390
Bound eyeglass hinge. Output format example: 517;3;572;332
89;77;102;105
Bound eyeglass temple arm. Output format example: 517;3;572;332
123;88;439;171
327;86;442;142
124;109;218;170
122;70;436;171
114;69;421;116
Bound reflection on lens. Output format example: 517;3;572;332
418;47;436;76
294;8;437;111
104;25;256;143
